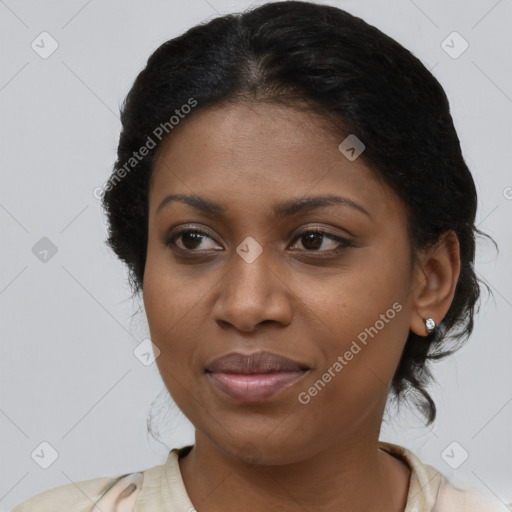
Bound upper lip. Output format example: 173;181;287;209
206;351;309;374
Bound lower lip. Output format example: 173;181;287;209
207;371;307;402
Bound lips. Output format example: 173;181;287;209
206;351;310;402
206;351;309;374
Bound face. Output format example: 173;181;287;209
143;101;419;465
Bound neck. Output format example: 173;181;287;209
178;430;411;512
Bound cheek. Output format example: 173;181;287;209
293;307;408;443
142;244;221;362
296;240;409;335
143;271;204;420
143;245;202;338
293;246;411;405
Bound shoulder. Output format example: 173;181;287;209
11;471;144;512
378;441;511;512
434;477;511;512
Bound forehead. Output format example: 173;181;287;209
149;101;403;223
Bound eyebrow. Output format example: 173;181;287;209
156;193;372;220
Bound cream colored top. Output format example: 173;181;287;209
11;441;510;511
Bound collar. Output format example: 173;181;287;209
377;441;442;511
162;441;442;512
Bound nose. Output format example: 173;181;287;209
212;247;293;332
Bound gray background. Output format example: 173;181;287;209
1;0;511;510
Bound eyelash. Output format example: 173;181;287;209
165;227;355;255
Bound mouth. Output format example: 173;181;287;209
205;351;311;403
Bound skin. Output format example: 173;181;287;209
143;101;461;512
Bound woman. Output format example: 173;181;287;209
12;1;509;511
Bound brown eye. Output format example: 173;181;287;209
290;230;354;253
165;227;354;255
166;229;220;251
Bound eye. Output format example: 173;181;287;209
166;228;221;252
166;227;354;254
289;229;354;254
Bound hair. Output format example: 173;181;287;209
102;0;496;426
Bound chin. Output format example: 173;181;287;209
209;427;313;467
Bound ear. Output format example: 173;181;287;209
409;230;461;337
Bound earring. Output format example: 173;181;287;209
424;317;436;334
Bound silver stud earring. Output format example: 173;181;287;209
424;317;436;334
